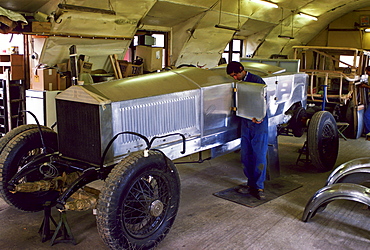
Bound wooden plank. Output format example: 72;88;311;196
109;55;118;79
311;49;354;68
113;54;123;79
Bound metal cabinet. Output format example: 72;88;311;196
25;90;60;127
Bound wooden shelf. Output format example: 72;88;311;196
0;70;25;136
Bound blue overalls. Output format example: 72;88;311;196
240;72;268;190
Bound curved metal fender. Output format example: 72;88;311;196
302;183;370;222
326;157;370;185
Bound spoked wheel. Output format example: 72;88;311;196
0;127;59;212
97;150;180;250
307;111;339;172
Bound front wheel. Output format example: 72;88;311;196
307;111;339;172
0;127;59;211
96;150;181;249
0;124;43;155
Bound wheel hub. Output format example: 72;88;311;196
150;199;164;217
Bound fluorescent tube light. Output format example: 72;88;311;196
298;12;318;21
278;35;294;39
364;28;370;33
250;0;278;8
215;24;240;32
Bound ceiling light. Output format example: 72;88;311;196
298;12;318;21
215;0;241;32
364;28;370;33
250;0;278;9
215;24;240;32
278;8;294;40
278;35;294;39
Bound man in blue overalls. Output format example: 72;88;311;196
360;66;370;135
227;61;268;200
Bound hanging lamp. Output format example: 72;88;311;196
215;0;241;32
278;8;294;39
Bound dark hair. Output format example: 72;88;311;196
366;66;370;72
226;61;244;74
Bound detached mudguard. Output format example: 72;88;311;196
302;183;370;222
326;157;370;186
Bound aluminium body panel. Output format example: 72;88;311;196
235;73;307;126
111;89;202;160
302;183;370;222
265;73;308;123
236;82;267;121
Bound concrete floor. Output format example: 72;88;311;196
1;134;370;249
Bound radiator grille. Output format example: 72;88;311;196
118;96;197;143
57;100;102;165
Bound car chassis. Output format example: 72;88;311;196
0;62;339;249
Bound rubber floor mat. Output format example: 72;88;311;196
213;178;302;208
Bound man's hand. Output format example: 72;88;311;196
360;83;370;89
252;117;263;124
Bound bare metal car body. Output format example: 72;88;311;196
55;63;307;174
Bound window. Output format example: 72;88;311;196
339;55;359;68
222;39;243;63
0;34;24;54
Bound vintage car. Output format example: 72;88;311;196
0;62;339;249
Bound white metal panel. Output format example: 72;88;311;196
236;82;266;121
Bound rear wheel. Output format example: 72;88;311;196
307;111;339;172
97;150;180;249
290;107;306;137
0;127;59;211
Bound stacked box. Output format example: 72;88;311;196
119;61;143;77
31;68;58;91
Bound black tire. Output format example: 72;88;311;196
0;124;40;154
0;127;59;212
307;111;339;172
290;107;306;137
96;150;180;250
344;100;362;139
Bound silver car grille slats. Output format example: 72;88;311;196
119;96;197;143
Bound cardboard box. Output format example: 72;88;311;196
0;55;24;80
9;65;24;80
31;68;58;91
31;22;52;33
79;61;93;74
135;45;163;72
118;61;143;77
56;63;68;72
58;75;67;90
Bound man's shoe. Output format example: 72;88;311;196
255;189;266;200
237;185;250;194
